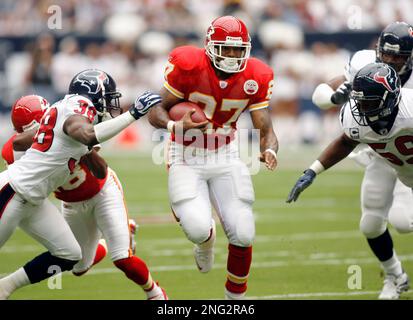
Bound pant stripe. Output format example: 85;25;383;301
0;183;15;220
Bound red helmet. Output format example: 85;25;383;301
205;16;251;73
11;95;50;133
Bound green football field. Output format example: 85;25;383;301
1;148;412;300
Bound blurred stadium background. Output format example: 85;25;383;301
1;0;413;147
0;0;413;300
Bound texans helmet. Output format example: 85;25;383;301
68;69;122;119
350;63;401;135
205;16;251;73
377;22;413;79
11;95;50;133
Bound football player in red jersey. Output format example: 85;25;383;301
148;16;278;299
1;91;167;300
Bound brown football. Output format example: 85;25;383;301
168;102;207;123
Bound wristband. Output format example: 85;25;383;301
264;148;277;158
167;120;176;133
309;160;325;174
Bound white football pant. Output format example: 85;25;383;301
360;153;413;238
167;141;255;247
0;171;81;260
62;169;133;274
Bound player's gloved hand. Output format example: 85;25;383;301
286;169;316;203
331;81;351;105
129;91;162;120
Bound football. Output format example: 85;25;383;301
168;101;207;123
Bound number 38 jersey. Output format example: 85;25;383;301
341;88;413;188
7;94;97;204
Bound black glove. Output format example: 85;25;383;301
331;81;351;105
129;91;162;120
286;169;316;203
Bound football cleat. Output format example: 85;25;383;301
147;282;168;300
129;219;137;255
194;220;216;273
378;271;410;300
225;288;245;300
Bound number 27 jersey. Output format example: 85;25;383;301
7;94;97;204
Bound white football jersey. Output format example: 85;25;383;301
7;94;97;204
341;88;413;188
344;49;413;88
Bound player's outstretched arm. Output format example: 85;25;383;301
250;108;278;171
148;87;208;133
64;91;162;147
12;129;37;151
286;133;359;203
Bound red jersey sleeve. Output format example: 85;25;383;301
248;60;274;112
1;135;16;165
163;46;203;99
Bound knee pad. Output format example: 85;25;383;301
229;208;255;247
183;221;211;245
389;210;413;234
360;214;387;239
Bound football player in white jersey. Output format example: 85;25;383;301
4;92;167;300
0;69;161;299
311;22;413;299
288;63;412;299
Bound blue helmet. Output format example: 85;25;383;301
350;63;401;134
68;69;122;119
377;22;413;79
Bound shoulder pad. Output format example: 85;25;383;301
168;46;205;72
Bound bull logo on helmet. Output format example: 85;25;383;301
373;68;394;92
73;70;108;95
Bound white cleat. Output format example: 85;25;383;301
225;288;245;300
194;220;216;273
378;272;410;300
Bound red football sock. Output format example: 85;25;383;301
225;244;252;294
92;243;107;266
114;256;153;290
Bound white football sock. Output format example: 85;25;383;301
145;282;162;299
382;252;403;276
0;267;30;299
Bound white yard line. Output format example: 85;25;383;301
245;290;413;300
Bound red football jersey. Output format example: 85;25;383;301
54;162;107;202
164;46;274;149
1;135;107;202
